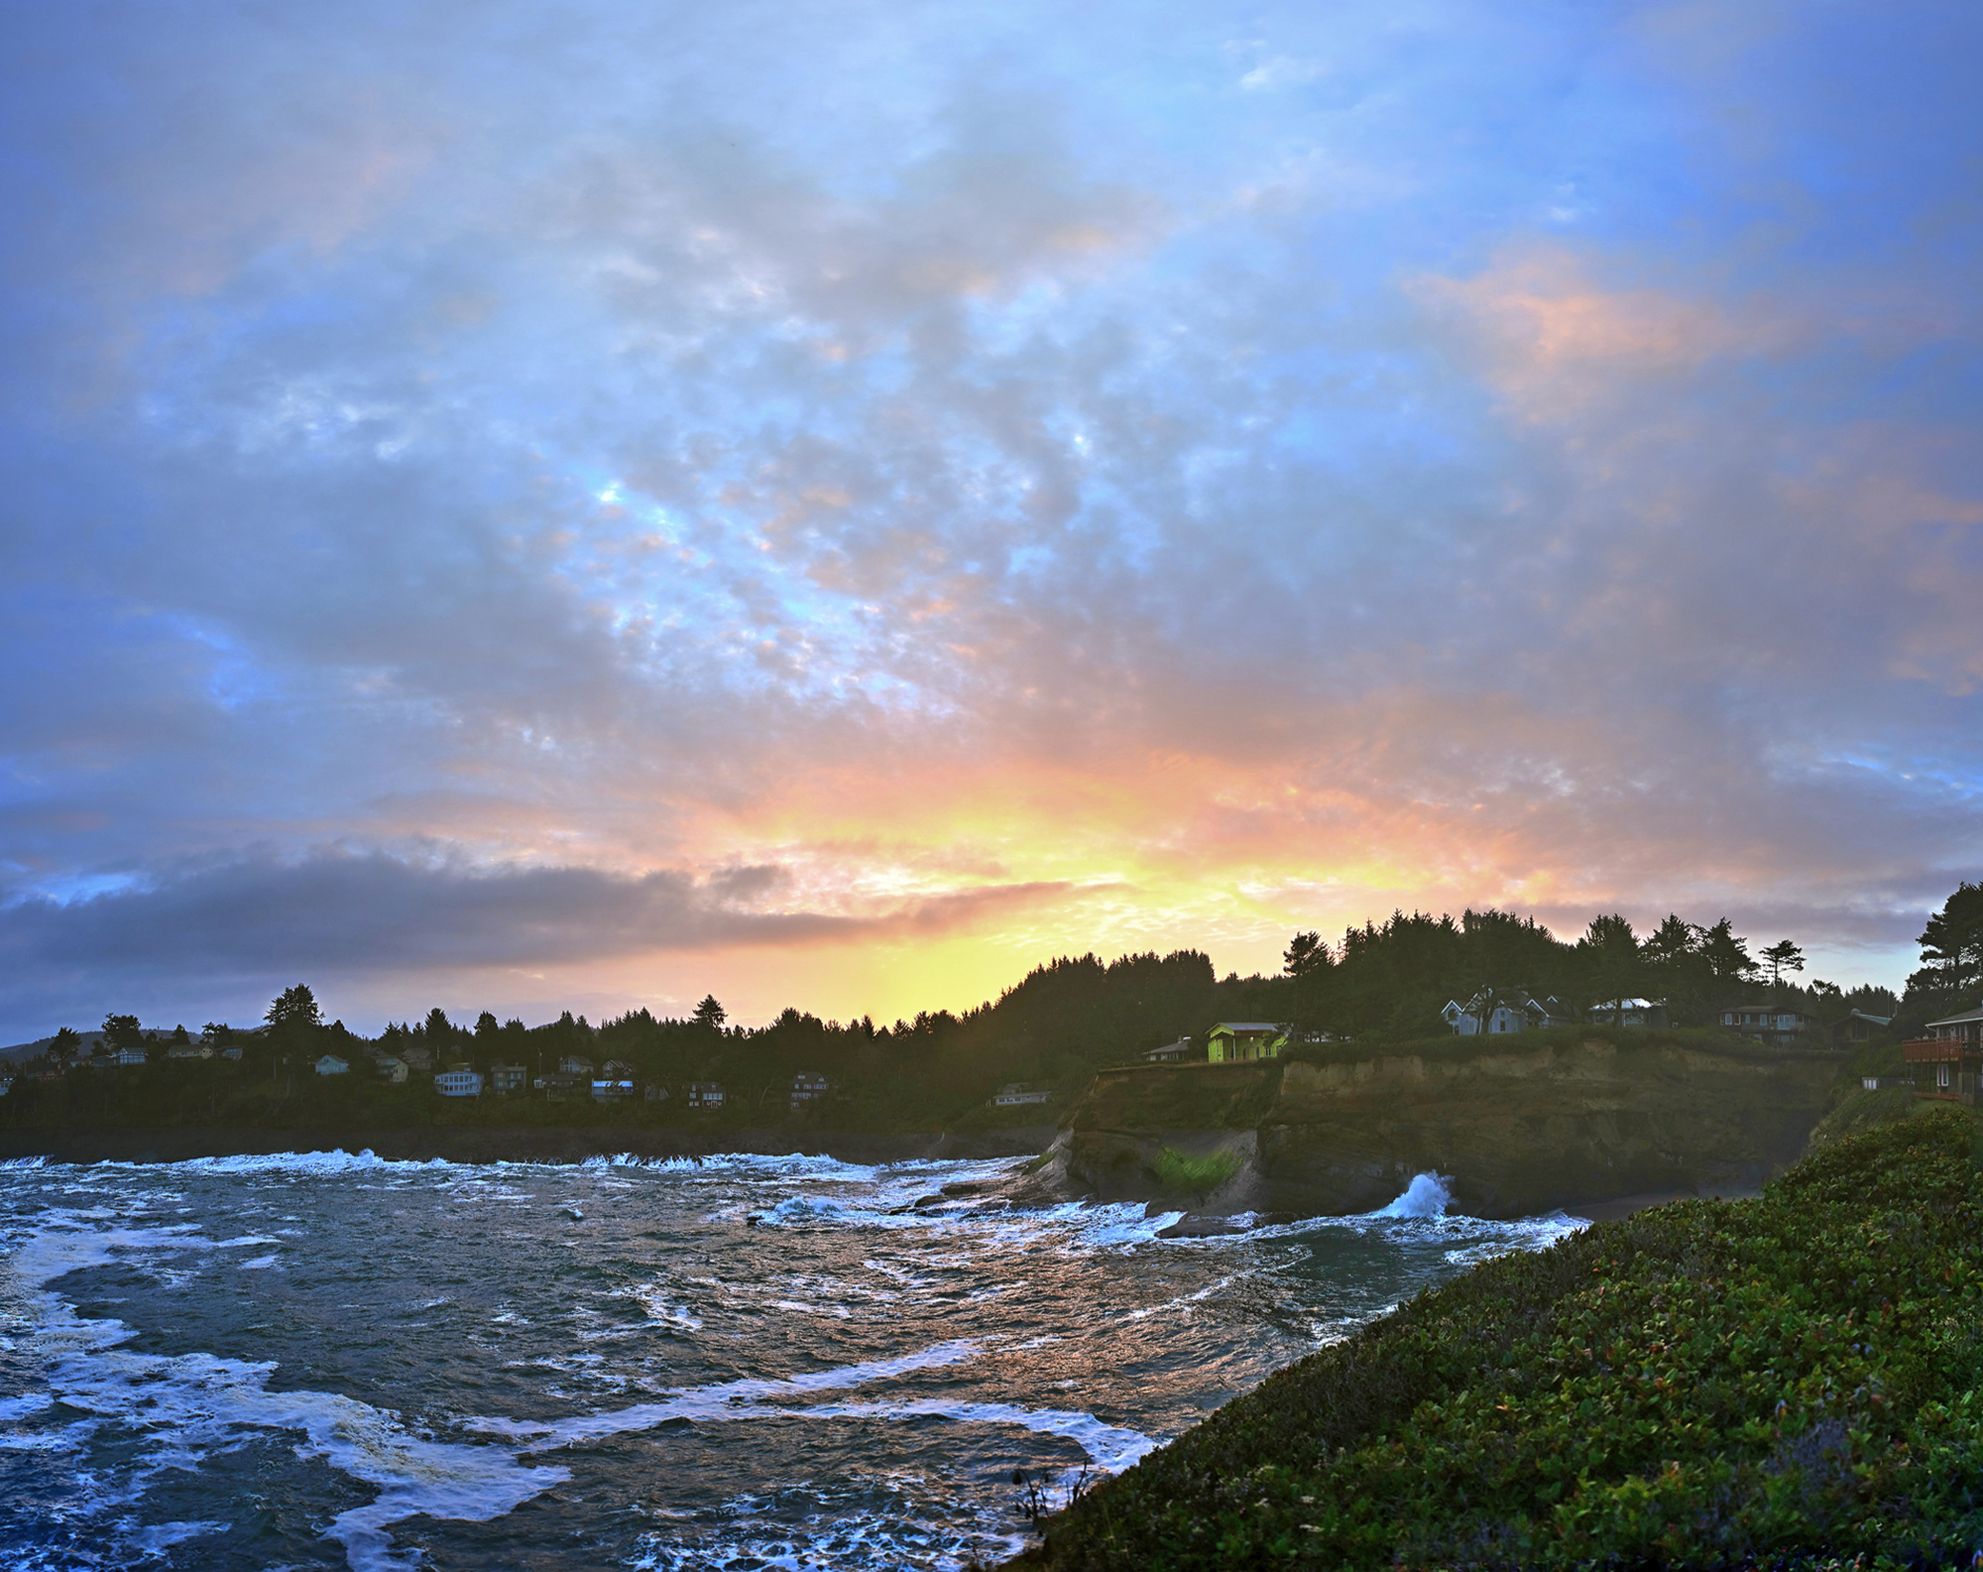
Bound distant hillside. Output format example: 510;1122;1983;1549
0;1031;103;1064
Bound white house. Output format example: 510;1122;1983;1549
1142;1037;1194;1063
167;1043;213;1061
1587;998;1668;1029
434;1068;484;1098
374;1055;409;1084
991;1083;1051;1107
314;1054;350;1076
558;1055;595;1077
116;1046;148;1067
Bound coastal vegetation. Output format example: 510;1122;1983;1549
1014;1107;1983;1569
1150;1146;1241;1197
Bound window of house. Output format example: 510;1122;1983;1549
1939;1063;1951;1090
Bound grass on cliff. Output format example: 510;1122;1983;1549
1281;1022;1821;1072
1151;1146;1241;1196
1013;1105;1983;1570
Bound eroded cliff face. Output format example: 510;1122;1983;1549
1052;1038;1845;1217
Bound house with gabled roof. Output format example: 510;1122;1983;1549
1206;1023;1286;1063
1442;990;1569;1037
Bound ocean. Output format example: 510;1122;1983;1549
0;1150;1583;1569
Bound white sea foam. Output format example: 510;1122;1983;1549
806;1397;1157;1474
2;1215;570;1572
477;1338;984;1449
753;1191;1185;1253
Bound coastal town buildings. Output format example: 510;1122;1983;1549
488;1063;527;1094
1143;1037;1194;1063
1586;999;1668;1029
991;1082;1050;1106
686;1080;725;1110
1206;1023;1287;1062
1903;1005;1983;1101
434;1068;484;1097
790;1072;830;1110
314;1054;349;1076
1717;1004;1813;1046
1441;991;1568;1036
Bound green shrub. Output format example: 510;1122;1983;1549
1151;1146;1240;1196
1017;1107;1983;1570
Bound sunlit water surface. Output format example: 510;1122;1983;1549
0;1151;1583;1569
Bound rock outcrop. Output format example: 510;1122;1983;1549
1045;1035;1847;1217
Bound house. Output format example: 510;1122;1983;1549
558;1055;595;1077
401;1044;434;1072
991;1082;1051;1106
534;1071;585;1098
1441;991;1568;1037
1902;1004;1983;1101
434;1068;484;1098
790;1071;830;1110
591;1079;635;1100
374;1055;410;1084
219;1046;244;1062
1838;1009;1894;1047
686;1080;725;1110
488;1063;527;1094
1142;1037;1195;1063
314;1054;349;1076
601;1059;635;1080
1586;998;1668;1029
643;1084;670;1104
167;1043;213;1062
1206;1023;1287;1063
117;1046;147;1067
1718;1003;1812;1047
0;1074;13;1097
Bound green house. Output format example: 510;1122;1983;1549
1205;1022;1288;1064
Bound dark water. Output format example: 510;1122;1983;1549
0;1150;1583;1569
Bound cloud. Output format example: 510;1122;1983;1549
3;0;1982;1036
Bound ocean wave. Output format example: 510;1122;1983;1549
477;1337;984;1450
629;1482;1028;1572
3;1216;569;1572
1180;1173;1589;1260
751;1192;1185;1253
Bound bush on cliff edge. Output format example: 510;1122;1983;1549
1014;1105;1983;1570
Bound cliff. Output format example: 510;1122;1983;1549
1010;1108;1983;1569
1043;1031;1847;1217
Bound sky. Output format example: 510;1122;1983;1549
2;0;1981;1041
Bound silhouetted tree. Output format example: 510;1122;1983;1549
49;1026;82;1067
101;1013;144;1049
264;985;322;1034
1761;939;1805;997
692;995;727;1031
1697;919;1756;989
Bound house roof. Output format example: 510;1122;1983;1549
1210;1022;1282;1033
1846;1010;1894;1026
1926;1005;1983;1028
